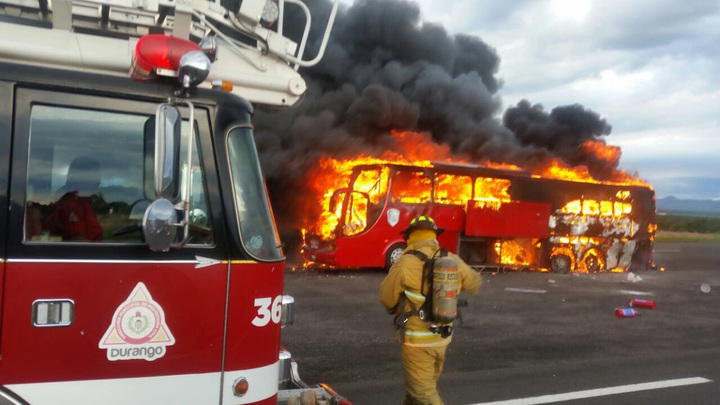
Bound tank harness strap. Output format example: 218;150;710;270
393;248;449;339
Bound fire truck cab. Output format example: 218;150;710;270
0;0;347;404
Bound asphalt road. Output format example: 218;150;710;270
281;242;720;404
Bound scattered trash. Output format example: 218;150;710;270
701;284;711;294
629;298;656;309
548;279;556;284
615;307;640;318
627;272;643;283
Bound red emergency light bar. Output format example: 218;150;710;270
131;34;202;79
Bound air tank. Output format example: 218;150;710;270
432;256;459;324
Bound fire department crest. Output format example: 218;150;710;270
99;282;175;361
387;208;400;227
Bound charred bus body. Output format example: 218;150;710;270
303;162;655;273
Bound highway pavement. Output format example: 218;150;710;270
281;242;720;404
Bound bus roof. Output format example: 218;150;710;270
351;161;531;178
350;161;653;191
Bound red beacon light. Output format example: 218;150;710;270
131;34;202;80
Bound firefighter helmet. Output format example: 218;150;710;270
401;215;445;240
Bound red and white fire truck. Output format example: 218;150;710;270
0;0;348;403
303;162;656;273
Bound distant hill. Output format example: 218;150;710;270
657;196;720;215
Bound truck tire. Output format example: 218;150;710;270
385;243;407;271
550;253;572;274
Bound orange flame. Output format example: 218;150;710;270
303;130;650;240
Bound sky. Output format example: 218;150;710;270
338;0;720;200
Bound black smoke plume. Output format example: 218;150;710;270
252;0;620;231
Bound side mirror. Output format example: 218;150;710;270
149;100;195;251
155;104;181;200
142;199;178;252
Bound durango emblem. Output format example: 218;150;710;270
99;282;175;361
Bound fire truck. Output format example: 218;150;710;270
0;0;349;403
303;162;656;273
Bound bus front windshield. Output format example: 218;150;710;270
227;126;283;261
343;168;389;236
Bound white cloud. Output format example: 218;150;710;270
549;0;591;23
572;69;654;93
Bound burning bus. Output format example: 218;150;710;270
302;160;655;273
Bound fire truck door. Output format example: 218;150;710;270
0;81;12;344
1;89;231;404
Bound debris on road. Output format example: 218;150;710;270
615;307;640;318
629;298;656;309
701;284;711;294
627;272;643;283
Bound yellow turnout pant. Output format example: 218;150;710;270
401;344;448;405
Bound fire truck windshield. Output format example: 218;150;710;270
227;126;283;261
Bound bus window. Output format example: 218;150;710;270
25;105;213;244
343;168;389;236
343;191;369;236
474;177;512;208
353;168;389;205
435;174;472;205
354;168;389;229
391;170;432;204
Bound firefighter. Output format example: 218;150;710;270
43;156;103;241
380;215;481;405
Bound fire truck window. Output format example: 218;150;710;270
435;174;472;205
24;105;213;245
179;121;214;245
391;170;432;204
227;127;283;261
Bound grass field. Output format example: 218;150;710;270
655;213;720;242
655;230;720;242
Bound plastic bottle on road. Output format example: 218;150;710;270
615;308;640;318
629;298;655;309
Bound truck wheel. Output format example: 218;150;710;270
385;243;407;271
550;254;572;274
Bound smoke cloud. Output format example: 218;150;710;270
252;0;621;230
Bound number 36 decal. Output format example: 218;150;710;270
252;296;282;327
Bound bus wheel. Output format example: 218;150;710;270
550;254;572;274
583;249;604;273
385;243;407;271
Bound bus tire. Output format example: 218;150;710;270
385;243;407;271
550;253;572;274
583;249;604;273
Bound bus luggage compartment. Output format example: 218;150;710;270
465;200;551;238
